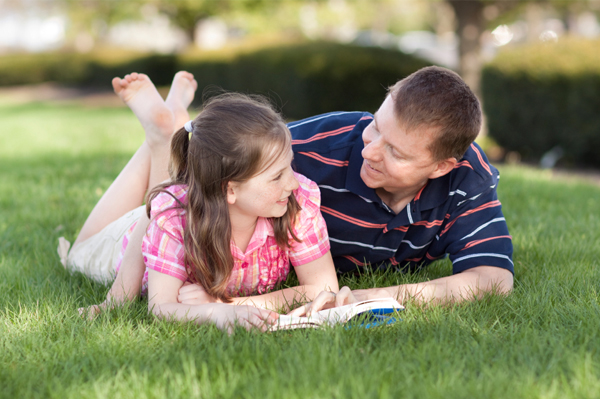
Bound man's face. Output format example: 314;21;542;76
360;95;448;203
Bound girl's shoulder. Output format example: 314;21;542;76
292;172;321;217
149;184;188;226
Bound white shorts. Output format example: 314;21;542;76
57;205;146;285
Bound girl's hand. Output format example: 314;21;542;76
178;282;221;305
211;304;278;335
287;286;357;317
78;301;111;320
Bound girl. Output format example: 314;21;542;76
59;72;339;333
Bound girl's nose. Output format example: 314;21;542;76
287;172;300;192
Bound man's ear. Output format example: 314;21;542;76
428;157;457;180
226;182;237;205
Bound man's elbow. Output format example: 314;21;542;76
497;268;514;294
482;266;513;295
467;265;514;296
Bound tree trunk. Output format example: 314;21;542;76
447;0;485;96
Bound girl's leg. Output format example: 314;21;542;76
74;73;179;246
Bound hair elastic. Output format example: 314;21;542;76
184;120;193;133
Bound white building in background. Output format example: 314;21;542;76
0;10;66;52
106;5;189;53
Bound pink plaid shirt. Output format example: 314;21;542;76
120;173;329;297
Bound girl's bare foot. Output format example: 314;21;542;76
112;72;174;148
165;71;198;130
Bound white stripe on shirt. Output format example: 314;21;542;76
288;112;355;129
452;253;514;266
329;237;397;253
460;217;506;240
401;239;432;250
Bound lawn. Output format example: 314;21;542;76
1;101;599;399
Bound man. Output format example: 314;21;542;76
288;66;513;310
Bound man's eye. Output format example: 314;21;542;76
387;145;401;159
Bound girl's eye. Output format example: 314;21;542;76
273;173;283;181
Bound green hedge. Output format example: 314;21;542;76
0;42;429;119
481;39;600;168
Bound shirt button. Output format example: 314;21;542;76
241;262;248;269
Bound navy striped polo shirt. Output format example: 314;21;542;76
288;111;514;275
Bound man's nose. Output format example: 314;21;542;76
362;135;383;161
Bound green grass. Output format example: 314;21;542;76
1;102;599;398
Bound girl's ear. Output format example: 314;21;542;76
226;182;237;205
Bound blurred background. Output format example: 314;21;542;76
1;0;600;169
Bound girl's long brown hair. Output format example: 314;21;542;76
147;93;300;303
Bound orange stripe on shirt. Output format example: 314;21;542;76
383;225;409;233
460;235;512;251
455;160;473;170
291;125;354;145
440;200;502;236
344;255;368;266
412;219;444;228
471;144;492;175
298;152;349;167
414;183;427;201
321;206;387;229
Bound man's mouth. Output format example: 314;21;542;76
364;160;381;174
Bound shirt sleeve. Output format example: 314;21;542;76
141;191;188;282
441;184;514;275
288;173;331;267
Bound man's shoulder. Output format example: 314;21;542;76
288;111;373;150
449;142;500;194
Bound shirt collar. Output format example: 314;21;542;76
417;173;450;211
230;217;273;259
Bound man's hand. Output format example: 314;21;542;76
178;282;221;305
287;286;358;317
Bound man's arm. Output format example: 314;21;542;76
289;266;512;316
353;265;513;304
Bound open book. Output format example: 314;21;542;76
270;298;404;331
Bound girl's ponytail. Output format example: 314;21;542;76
145;123;191;219
168;125;191;182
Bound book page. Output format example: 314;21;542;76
269;298;403;331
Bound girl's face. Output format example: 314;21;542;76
227;147;299;221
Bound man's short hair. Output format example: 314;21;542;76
389;66;482;161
